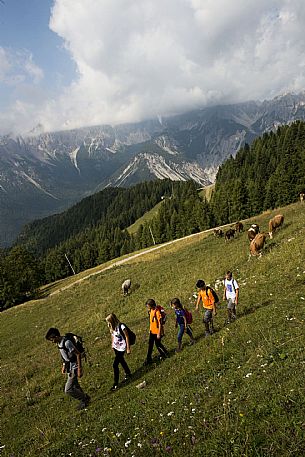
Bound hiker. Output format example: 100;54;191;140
144;299;169;365
45;327;90;410
223;271;239;323
105;313;132;391
171;297;195;352
195;280;217;336
122;279;131;296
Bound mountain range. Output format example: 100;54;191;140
1;92;305;246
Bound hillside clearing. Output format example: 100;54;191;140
1;202;305;457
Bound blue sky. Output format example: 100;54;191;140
0;0;74;104
1;0;305;135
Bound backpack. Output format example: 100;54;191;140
60;333;87;363
206;286;220;305
184;307;193;325
155;305;167;325
119;324;136;346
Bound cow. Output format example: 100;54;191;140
247;224;260;241
225;228;236;241
213;228;223;238
300;193;305;203
235;221;244;233
268;214;284;239
122;279;131;296
249;233;267;258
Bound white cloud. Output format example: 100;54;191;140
0;47;44;85
2;0;305;134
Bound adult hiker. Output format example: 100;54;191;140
195;280;217;336
45;327;90;410
143;299;169;365
105;313;132;391
223;270;239;323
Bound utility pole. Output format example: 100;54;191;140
64;253;76;275
149;225;156;245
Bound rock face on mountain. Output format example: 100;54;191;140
1;92;305;246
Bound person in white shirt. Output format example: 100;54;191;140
105;313;131;391
223;271;239;324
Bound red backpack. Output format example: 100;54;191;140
184;307;193;325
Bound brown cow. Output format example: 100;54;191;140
249;233;267;257
247;224;260;241
213;228;223;238
225;228;236;241
235;221;244;233
268;214;284;239
300;193;305;203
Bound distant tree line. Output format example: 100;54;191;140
1;121;304;310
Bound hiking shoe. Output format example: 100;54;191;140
205;331;210;337
122;374;132;383
143;359;153;366
84;394;91;406
209;328;215;335
110;384;118;392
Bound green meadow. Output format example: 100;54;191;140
1;202;305;457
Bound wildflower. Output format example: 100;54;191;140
138;443;142;448
102;428;107;432
160;431;164;435
167;411;174;416
245;372;252;378
116;432;122;437
191;408;196;413
125;439;131;448
174;428;178;432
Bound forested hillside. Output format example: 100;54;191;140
211;121;305;224
1;121;304;310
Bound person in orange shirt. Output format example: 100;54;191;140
195;279;217;336
143;299;169;365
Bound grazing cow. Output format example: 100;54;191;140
300;193;305;203
225;228;236;241
268;214;284;239
249;233;267;257
247;224;260;241
235;221;244;233
122;279;131;296
213;228;223;238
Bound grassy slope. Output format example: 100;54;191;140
127;201;163;234
1;202;305;457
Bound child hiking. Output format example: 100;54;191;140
223;271;239;324
105;313;132;392
144;299;169;365
45;327;90;410
195;280;217;336
171;298;195;352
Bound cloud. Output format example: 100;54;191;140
2;0;305;134
0;47;44;85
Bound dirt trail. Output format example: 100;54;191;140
50;225;223;296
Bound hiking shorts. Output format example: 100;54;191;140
227;298;236;310
203;309;213;323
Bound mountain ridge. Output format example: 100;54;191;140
2;92;305;245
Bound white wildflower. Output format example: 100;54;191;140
125;439;131;448
167;411;174;416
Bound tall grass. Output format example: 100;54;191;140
1;202;305;456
